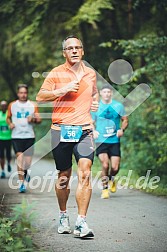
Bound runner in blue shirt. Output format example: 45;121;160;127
92;84;128;199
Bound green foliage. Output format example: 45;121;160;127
66;0;113;29
116;35;167;83
0;199;41;252
115;35;167;178
0;0;166;190
101;26;167;180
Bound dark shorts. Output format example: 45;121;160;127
51;129;94;171
0;140;12;160
96;142;121;158
12;138;35;156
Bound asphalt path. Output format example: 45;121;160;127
0;159;167;252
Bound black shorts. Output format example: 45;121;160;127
51;129;94;171
96;142;121;157
12;138;35;156
0;140;12;160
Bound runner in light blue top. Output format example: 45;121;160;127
92;99;125;144
92;84;128;199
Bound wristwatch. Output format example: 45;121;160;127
121;128;125;132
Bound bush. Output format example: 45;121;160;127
0;199;43;252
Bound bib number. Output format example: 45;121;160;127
60;125;82;142
103;126;116;138
0;126;9;132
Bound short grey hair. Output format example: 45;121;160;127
62;35;83;50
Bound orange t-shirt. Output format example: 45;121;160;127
40;61;97;127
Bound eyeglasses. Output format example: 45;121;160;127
63;46;83;51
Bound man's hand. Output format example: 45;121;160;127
38;81;80;102
9;123;15;130
27;115;35;123
91;100;99;112
93;130;99;139
53;80;80;97
66;80;80;93
117;129;124;138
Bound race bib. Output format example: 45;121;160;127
0;126;9;132
60;125;82;142
103;126;116;138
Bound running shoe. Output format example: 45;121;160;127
58;213;71;234
1;171;6;178
74;218;94;238
24;170;30;183
109;180;117;193
7;164;12;172
19;183;26;193
101;189;110;199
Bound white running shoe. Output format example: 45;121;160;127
58;213;71;234
74;218;94;238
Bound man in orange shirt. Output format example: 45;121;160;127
36;35;98;238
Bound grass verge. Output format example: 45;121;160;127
0;199;46;252
73;156;167;196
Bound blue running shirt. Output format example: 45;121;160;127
91;100;125;143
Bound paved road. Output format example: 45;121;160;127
0;159;167;252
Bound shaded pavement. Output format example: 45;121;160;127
0;159;167;252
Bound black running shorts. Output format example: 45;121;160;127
96;142;121;157
12;138;35;156
0;140;12;160
51;129;94;171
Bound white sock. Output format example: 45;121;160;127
77;214;86;223
59;210;68;216
19;180;24;186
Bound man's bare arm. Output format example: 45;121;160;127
36;81;79;102
90;92;99;112
27;113;42;124
116;116;128;138
6;116;15;129
121;116;128;131
34;114;42;124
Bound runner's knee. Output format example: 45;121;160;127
57;170;71;188
102;162;109;170
78;170;91;187
78;163;91;186
111;165;119;174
